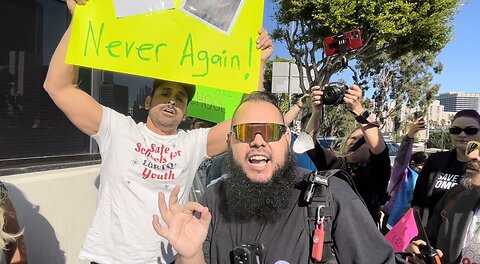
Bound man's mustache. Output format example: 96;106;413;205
466;159;480;173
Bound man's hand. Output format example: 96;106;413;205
343;84;364;115
310;86;323;113
152;186;211;259
257;28;274;64
406;240;443;258
407;117;426;138
67;0;87;13
296;93;310;109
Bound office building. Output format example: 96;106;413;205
436;92;480;112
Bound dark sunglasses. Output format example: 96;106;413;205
466;141;480;156
449;126;479;135
231;123;287;143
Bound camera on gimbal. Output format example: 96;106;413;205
322;82;349;106
232;242;264;264
320;29;363;106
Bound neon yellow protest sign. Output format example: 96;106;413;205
67;0;264;93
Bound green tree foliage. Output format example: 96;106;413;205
272;0;460;93
317;105;357;137
361;51;442;133
271;0;460;137
428;130;451;149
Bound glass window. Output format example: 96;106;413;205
104;72;152;124
0;1;91;162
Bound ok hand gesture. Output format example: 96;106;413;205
152;186;211;259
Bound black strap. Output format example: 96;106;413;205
303;169;359;263
441;188;472;219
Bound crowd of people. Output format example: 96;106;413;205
3;0;480;263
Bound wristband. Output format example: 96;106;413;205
350;110;379;127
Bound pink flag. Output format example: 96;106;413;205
385;208;419;252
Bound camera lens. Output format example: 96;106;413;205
351;32;358;39
322;83;347;105
324;90;334;99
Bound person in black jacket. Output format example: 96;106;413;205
411;109;480;225
152;91;396;264
305;85;391;227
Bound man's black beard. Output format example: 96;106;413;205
219;150;297;223
462;159;480;190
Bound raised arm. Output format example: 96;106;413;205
257;28;273;91
283;93;308;127
206;120;231;157
152;186;210;264
43;0;102;136
344;84;385;155
305;86;323;136
388;118;426;193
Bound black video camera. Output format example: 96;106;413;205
322;82;349;106
232;243;264;264
413;244;442;264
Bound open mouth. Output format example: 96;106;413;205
248;155;270;166
162;106;176;115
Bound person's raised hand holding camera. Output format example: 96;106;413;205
342;84;386;155
304;85;323;135
344;84;364;116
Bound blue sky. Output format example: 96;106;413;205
262;0;479;94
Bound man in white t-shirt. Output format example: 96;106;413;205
407;140;480;263
44;1;273;263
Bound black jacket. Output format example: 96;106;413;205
425;184;480;263
200;167;396;264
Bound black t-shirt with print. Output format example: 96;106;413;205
412;150;467;223
429;156;465;215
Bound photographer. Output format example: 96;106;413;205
306;84;391;227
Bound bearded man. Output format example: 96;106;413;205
408;140;480;263
152;92;396;264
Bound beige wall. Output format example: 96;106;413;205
1;165;100;264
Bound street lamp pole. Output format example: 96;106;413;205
287;61;292;109
287;21;295;109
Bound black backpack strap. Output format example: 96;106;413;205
441;187;474;220
302;169;346;263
